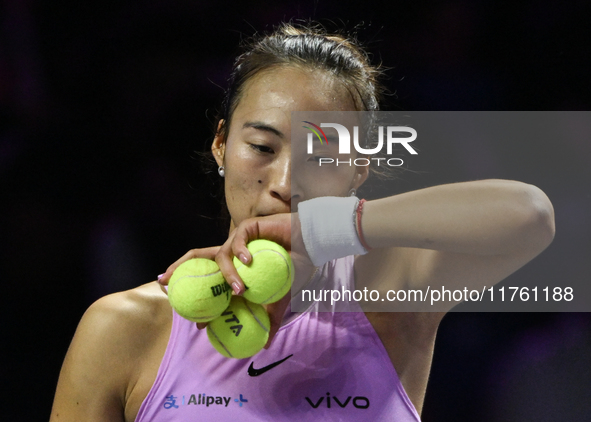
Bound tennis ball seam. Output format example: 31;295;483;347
181;310;225;322
169;271;223;289
208;328;234;358
234;248;292;304
244;300;270;333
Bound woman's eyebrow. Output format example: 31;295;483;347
243;121;284;138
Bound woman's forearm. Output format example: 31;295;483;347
361;179;555;256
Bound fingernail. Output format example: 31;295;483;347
157;273;164;280
239;254;248;264
232;281;241;295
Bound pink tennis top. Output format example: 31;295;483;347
135;255;421;421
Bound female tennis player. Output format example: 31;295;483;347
50;24;555;421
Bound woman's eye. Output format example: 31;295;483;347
250;144;274;154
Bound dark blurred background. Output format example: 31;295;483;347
1;0;590;420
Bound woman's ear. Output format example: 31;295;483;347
212;120;226;167
352;158;370;190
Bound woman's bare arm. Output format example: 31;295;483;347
356;179;555;309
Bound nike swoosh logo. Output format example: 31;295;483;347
248;354;293;377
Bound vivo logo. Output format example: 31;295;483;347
305;392;370;409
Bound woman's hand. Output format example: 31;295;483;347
158;212;315;347
216;212;315;347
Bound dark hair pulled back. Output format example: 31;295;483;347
217;23;384;140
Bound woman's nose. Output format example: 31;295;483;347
269;155;291;204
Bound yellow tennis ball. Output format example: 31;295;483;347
233;239;293;305
168;258;231;323
207;296;270;359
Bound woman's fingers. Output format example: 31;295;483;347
216;231;246;295
216;215;291;294
229;220;257;265
158;246;221;285
230;214;293;256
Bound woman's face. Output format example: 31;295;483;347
213;66;368;229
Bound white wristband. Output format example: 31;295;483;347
297;196;368;267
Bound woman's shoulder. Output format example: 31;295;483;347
82;282;171;343
84;282;173;366
91;281;170;321
78;283;170;370
50;282;172;421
